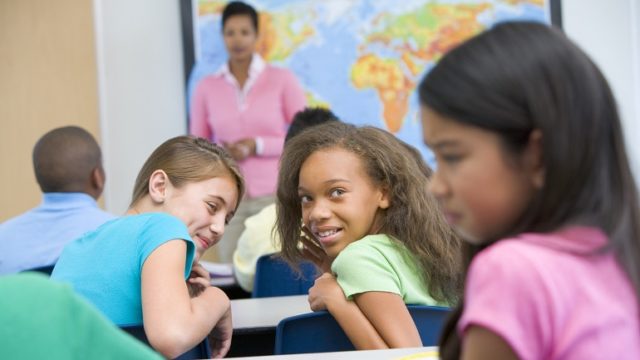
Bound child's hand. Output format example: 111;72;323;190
187;262;211;298
308;272;346;312
300;225;332;273
208;306;233;358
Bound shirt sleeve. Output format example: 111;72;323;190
459;243;551;360
259;70;307;157
332;241;401;299
137;214;195;279
189;79;213;140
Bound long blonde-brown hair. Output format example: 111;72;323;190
276;122;462;303
130;136;245;208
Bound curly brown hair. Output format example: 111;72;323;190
276;122;462;303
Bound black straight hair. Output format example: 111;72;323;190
419;21;640;359
285;107;339;143
222;1;259;33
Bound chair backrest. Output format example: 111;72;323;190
274;305;450;355
120;325;211;360
252;253;316;298
23;264;55;276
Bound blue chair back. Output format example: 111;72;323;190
252;253;316;298
120;325;211;360
23;264;55;276
274;305;450;354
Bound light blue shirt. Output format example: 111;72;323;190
51;213;195;326
0;193;114;275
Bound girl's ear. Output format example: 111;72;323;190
525;129;545;189
378;187;390;210
148;170;170;204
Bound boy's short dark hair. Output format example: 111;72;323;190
32;126;102;193
285;107;339;143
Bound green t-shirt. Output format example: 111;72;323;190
331;234;443;306
0;273;162;360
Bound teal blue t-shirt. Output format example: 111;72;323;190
51;213;195;326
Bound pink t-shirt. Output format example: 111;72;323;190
459;226;640;360
190;59;306;198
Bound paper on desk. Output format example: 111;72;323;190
200;261;234;277
395;349;439;360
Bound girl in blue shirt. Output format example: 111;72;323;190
52;136;244;358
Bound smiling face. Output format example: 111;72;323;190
163;176;239;259
297;147;389;260
223;15;257;63
421;106;541;244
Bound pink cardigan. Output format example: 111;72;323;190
190;65;306;198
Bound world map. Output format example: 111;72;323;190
187;0;552;163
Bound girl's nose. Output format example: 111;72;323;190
308;201;331;222
427;170;449;199
209;215;225;239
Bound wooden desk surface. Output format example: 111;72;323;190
231;295;310;330
230;346;438;359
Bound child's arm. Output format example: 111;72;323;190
309;273;387;349
354;291;422;348
141;240;231;359
309;273;421;349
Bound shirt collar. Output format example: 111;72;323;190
41;192;99;209
517;226;609;255
215;53;266;87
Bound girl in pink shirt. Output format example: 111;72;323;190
420;22;640;359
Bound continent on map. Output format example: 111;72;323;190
256;12;315;62
351;54;414;133
353;3;492;132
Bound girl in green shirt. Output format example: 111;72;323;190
276;122;462;349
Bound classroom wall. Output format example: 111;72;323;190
0;0;101;221
93;0;187;214
562;0;640;179
94;0;640;214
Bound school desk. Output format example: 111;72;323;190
230;346;439;359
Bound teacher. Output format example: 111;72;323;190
190;1;306;263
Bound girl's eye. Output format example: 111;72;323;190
440;154;462;164
206;202;217;212
330;189;345;197
299;195;311;204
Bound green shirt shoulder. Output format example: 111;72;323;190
0;273;162;360
331;234;442;306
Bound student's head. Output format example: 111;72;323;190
130;136;245;257
277;122;461;303
285;107;339;143
32;126;105;200
419;21;640;358
420;21;639;247
222;1;258;63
